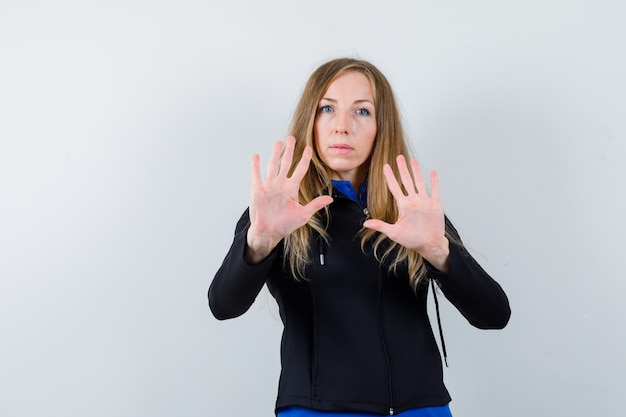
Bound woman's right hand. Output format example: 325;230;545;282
245;136;333;264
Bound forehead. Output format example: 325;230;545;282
323;71;374;99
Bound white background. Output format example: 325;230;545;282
1;1;625;416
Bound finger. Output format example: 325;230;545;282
430;170;440;201
278;136;296;178
363;219;394;238
382;163;406;201
409;158;427;195
266;140;284;180
396;155;416;196
303;195;334;217
290;144;313;183
251;154;261;186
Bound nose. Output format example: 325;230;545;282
334;110;350;135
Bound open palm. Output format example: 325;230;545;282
363;155;449;268
246;136;333;261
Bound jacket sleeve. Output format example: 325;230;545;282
427;219;511;330
208;209;280;320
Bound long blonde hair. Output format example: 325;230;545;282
284;58;447;291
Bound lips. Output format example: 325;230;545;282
330;143;354;155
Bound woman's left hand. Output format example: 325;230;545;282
363;155;450;272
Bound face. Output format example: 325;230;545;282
314;71;377;187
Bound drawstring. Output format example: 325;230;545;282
319;237;326;266
431;279;449;367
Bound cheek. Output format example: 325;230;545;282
367;126;378;146
314;117;327;134
357;117;376;134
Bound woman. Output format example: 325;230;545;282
209;58;510;416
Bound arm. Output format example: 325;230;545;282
209;136;332;320
427;219;511;330
364;155;510;329
208;210;279;320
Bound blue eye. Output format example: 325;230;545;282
319;105;333;113
356;108;370;116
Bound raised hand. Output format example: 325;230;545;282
245;136;333;264
363;155;450;272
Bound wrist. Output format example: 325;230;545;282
420;238;450;273
244;227;280;265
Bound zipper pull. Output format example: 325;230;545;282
389;407;394;415
363;207;371;220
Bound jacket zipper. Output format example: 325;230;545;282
332;193;394;413
377;261;395;415
360;199;394;414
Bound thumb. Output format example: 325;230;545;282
303;195;334;217
363;219;392;235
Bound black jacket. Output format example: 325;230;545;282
209;194;510;415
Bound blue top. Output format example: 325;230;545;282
278;405;452;417
279;182;453;417
331;180;368;207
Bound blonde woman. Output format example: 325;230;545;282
209;58;510;417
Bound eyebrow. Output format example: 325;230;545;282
319;98;374;105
